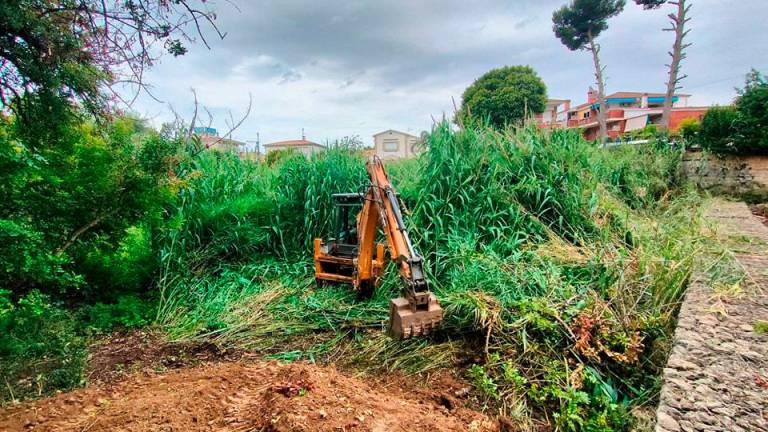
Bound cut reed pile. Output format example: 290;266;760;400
156;123;704;430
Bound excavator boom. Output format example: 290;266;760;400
314;156;442;338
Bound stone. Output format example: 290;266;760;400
712;406;736;417
668;358;698;371
657;411;681;432
678;420;694;432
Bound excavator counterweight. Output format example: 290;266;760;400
313;156;443;338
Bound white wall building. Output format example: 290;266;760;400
372;129;422;160
263;139;327;156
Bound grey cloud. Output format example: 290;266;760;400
133;0;768;145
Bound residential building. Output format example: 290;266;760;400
538;88;709;141
193;127;246;153
263;138;327;156
372;129;422;160
535;99;571;128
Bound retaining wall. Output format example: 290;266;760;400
681;151;768;201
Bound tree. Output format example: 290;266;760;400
458;65;547;129
552;0;625;143
735;69;768;153
634;0;692;131
0;0;225;117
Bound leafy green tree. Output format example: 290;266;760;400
552;0;625;143
698;70;768;155
0;0;224;116
0;112;182;299
735;69;768;153
634;0;692;131
458;65;548;129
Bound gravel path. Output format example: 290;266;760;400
656;200;768;432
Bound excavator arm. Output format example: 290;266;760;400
314;156;442;338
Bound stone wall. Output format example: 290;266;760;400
681;151;768;201
655;201;768;432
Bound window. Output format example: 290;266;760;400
383;138;399;152
583;112;590;119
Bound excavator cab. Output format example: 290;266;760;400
314;157;443;338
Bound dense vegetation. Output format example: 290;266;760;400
153;122;702;430
696;69;768;155
2;103;704;431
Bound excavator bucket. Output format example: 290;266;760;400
388;294;443;339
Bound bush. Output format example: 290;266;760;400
678;118;701;144
699;106;740;154
0;113;179;300
699;70;768;155
735;69;768;154
0;290;86;402
84;295;157;332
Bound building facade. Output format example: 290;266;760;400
193;127;246;153
263;139;327;156
535;99;571;128
372;129;422;160
538;88;708;141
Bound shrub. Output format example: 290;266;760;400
84;295;157;332
0;113;179;300
735;69;768;154
699;106;740;154
678;118;701;144
0;290;86;402
698;70;768;155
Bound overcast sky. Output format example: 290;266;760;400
128;0;768;149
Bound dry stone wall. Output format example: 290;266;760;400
682;151;768;201
655;201;768;432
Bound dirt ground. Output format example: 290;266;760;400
1;331;500;432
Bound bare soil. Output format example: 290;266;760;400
85;330;245;384
0;360;499;432
1;330;500;431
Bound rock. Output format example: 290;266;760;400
657;411;681;432
668;358;698;371
679;420;694;432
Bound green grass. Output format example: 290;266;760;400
154;123;706;429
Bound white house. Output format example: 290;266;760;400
263;139;327;156
372;129;422;160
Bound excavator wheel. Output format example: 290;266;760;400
388;294;443;339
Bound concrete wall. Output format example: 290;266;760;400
682;151;768;200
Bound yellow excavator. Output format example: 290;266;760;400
313;156;443;338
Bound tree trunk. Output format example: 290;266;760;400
661;0;691;131
589;35;608;145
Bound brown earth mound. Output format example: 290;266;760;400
0;361;499;432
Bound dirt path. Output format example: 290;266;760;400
0;360;498;432
655;200;768;432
